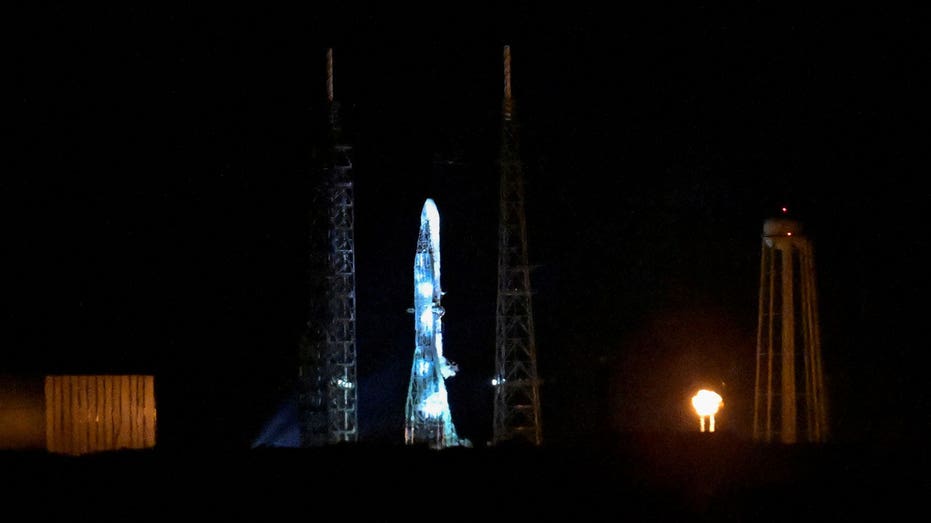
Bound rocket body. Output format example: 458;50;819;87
404;198;461;448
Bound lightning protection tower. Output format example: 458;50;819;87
753;211;828;444
298;48;359;446
492;45;543;446
404;198;464;449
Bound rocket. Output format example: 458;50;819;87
404;198;464;448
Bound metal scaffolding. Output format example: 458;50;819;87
298;48;358;446
493;45;543;446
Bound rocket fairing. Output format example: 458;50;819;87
404;198;463;448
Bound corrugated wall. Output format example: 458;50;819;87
44;375;156;455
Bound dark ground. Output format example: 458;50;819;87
2;432;925;521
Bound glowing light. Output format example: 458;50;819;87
787;232;792;236
491;377;506;386
418;281;434;298
781;207;788;213
417;360;431;376
419;390;448;418
692;389;723;432
420;309;433;328
336;378;354;390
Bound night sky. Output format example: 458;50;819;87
9;5;925;450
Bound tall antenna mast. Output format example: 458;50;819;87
326;48;334;103
503;45;513;121
493;45;543;446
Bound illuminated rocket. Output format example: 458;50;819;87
404;198;464;448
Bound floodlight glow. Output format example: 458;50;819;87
420;390;448;418
692;389;723;432
417;360;431;376
418;281;434;298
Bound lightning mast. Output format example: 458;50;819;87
405;199;464;449
298;48;358;446
493;45;543;446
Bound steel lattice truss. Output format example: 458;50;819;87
493;46;543;446
298;51;358;445
322;142;359;443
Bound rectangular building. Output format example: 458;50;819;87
44;375;156;455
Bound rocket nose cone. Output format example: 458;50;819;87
420;198;441;255
422;198;439;224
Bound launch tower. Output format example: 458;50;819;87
492;45;543;446
298;48;359;445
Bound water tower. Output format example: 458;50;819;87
753;211;828;443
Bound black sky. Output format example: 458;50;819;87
9;5;926;449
